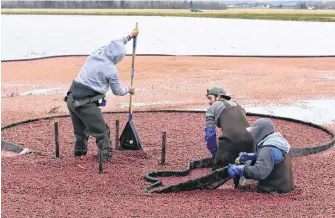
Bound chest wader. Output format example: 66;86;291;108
213;100;254;187
257;152;294;194
65;80;112;160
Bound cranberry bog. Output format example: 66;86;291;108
1;111;335;217
2;56;335;217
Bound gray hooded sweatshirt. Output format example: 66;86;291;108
244;118;291;180
75;37;129;96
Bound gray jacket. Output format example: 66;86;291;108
244;118;291;180
75;37;130;96
205;100;245;129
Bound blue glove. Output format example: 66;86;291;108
205;128;215;141
205;128;217;156
239;152;256;162
228;164;245;178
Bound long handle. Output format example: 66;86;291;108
128;22;138;120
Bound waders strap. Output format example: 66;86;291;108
72;94;106;108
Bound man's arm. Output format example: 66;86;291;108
205;107;217;156
243;148;274;180
205;106;216;129
116;35;132;45
91;28;139;56
89;36;130;57
116;28;139;44
107;65;129;96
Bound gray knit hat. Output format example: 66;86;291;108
207;87;231;99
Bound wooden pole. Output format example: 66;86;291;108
161;132;166;165
99;146;103;174
54;121;60;158
115;119;120;149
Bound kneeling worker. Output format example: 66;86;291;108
228;118;294;194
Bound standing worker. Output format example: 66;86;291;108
65;27;139;161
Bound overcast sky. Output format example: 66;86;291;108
5;0;328;2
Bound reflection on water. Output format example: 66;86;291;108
119;99;335;124
245;99;335;124
1;85;334;124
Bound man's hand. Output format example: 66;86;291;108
129;86;135;94
130;29;139;39
228;164;245;178
238;152;256;162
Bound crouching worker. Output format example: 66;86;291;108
228;118;295;194
204;87;254;171
65;28;138;161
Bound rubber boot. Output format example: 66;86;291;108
233;176;241;188
74;134;89;157
96;134;112;162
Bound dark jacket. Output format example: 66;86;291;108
206;99;254;169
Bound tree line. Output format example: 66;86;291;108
1;1;228;10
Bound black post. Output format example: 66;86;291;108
99;146;103;174
115;119;119;149
161;132;166;165
54;121;59;158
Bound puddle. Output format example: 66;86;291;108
19;88;62;96
320;74;335;80
1;83;40;87
190;99;335;124
245;99;335;125
2;87;64;98
2;85;334;125
120;99;335;124
119;101;184;107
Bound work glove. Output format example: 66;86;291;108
98;98;106;107
238;152;256;162
130;29;139;38
228;164;245;178
205;128;217;156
